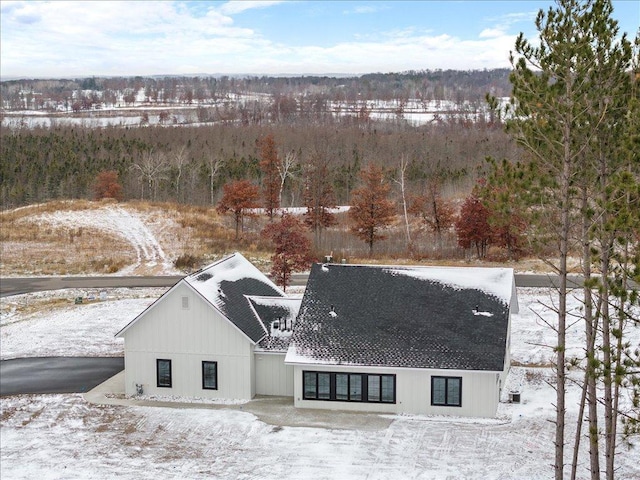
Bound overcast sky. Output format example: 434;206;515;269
1;0;638;79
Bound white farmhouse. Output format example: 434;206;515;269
286;262;518;417
117;253;518;418
116;252;298;400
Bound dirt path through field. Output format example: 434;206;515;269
30;205;179;275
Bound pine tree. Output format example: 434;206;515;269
476;159;529;260
505;1;637;478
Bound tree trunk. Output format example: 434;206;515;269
574;186;600;480
555;121;572;480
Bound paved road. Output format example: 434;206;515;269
0;275;183;297
1;273;588;297
0;357;124;396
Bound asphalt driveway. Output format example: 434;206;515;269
0;357;124;396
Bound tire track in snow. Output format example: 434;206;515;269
29;205;178;275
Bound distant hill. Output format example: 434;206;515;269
0;69;512;113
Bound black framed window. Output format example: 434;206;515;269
303;371;395;404
202;361;218;390
431;376;462;407
156;359;172;388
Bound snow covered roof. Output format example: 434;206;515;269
250;296;302;352
285;263;517;371
183;252;285;343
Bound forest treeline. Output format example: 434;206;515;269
0;119;520;208
1;69;512;111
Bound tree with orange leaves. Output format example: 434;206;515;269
454;193;492;259
262;213;312;292
258;134;280;220
93;170;123;201
349;164;396;255
216;180;259;240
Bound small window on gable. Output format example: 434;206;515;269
181;296;190;310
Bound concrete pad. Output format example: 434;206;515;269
84;372;393;431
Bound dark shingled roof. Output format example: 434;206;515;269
287;263;514;371
250;296;301;352
185;253;285;343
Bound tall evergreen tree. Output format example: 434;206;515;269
503;1;637;478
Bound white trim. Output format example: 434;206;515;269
116;279;259;345
285;360;502;375
245;295;269;337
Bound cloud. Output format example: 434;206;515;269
0;0;518;78
219;0;284;16
483;11;538;37
479;28;505;39
343;4;390;15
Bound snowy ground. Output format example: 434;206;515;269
1;287;639;479
26;205;181;276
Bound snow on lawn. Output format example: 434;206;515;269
509;288;640;366
1;286;640;479
0;288;165;359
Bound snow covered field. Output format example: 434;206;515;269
26;205;181;276
1;287;639;479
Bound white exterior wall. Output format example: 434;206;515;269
291;364;502;418
121;282;254;399
255;352;294;396
499;308;514;394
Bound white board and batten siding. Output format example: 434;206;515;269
120;282;255;399
291;364;503;418
255;352;294;396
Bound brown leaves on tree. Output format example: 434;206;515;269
454;194;492;259
262;213;312;292
303;159;337;247
409;179;455;250
93;170;123;201
258;134;280;220
216;180;259;240
349;164;396;255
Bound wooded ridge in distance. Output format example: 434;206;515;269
0;69;519;209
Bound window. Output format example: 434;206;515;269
302;371;395;404
349;374;362;401
431;376;462;407
156;359;172;388
318;373;331;399
336;374;348;400
181;296;190;309
202;361;218;390
367;374;396;403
